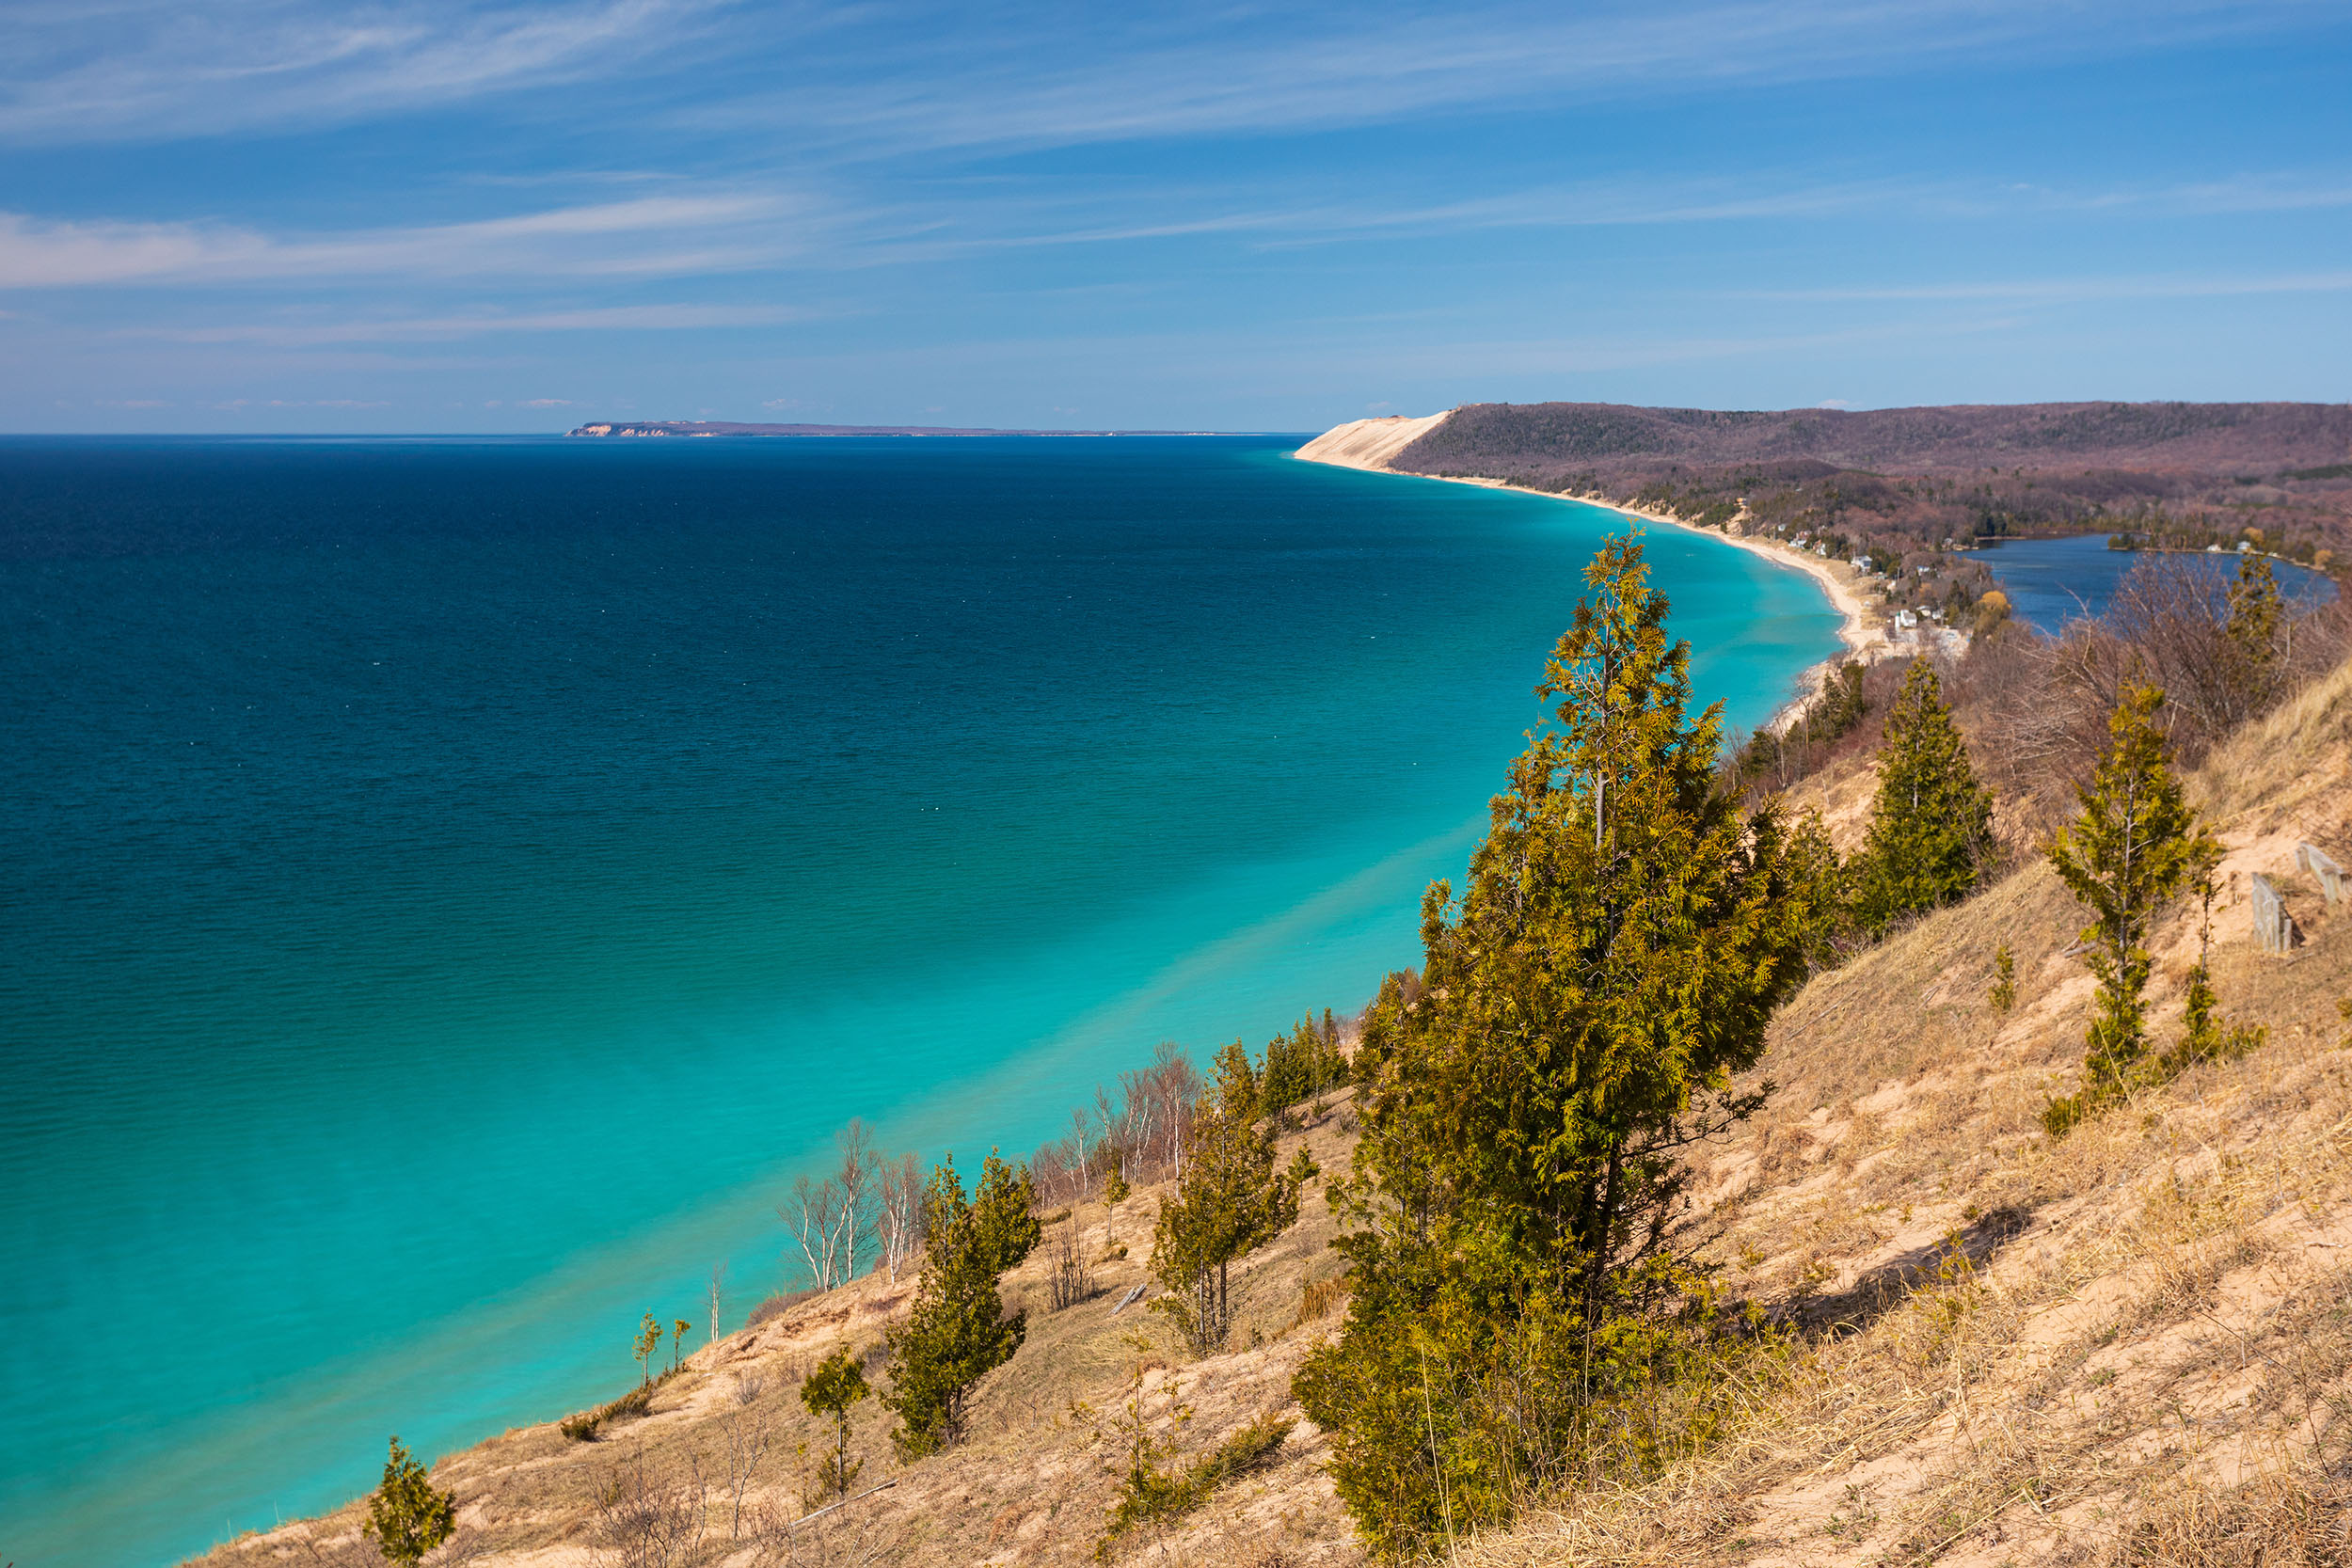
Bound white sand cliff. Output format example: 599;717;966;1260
1291;411;1453;470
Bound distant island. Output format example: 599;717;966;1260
565;420;1224;438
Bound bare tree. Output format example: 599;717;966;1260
1043;1215;1097;1311
749;1489;900;1567
779;1171;853;1290
1065;1102;1096;1195
873;1152;924;1285
706;1260;727;1352
719;1372;772;1542
834;1119;878;1281
594;1445;707;1568
779;1120;887;1291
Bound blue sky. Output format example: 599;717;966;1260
4;0;2349;432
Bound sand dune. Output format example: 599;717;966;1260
1291;411;1452;470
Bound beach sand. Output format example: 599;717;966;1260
1295;413;1891;733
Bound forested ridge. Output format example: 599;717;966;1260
1391;399;2352;587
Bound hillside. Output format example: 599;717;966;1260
187;640;2352;1568
1399;401;2352;476
1303;404;2352;621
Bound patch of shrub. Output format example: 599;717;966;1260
742;1286;822;1332
1288;1275;1346;1332
1099;1412;1295;1557
559;1370;672;1442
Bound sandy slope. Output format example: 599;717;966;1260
193;662;2352;1568
1291;412;1452;470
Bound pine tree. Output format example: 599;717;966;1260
882;1152;1039;1458
2042;684;2219;1135
1783;807;1850;967
1261;1011;1349;1111
1293;535;1816;1553
2226;550;2283;705
1150;1046;1300;1354
362;1436;456;1567
1207;1038;1260;1128
801;1347;871;1500
2155;877;2265;1079
1852;661;1993;935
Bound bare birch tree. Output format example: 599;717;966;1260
874;1152;924;1285
834;1118;878;1281
780;1171;854;1290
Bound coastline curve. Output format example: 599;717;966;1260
1295;414;1888;735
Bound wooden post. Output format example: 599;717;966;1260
2295;843;2343;907
2249;873;2295;954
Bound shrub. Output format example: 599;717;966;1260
1045;1217;1099;1312
1289;1275;1347;1331
1099;1410;1295;1557
559;1371;668;1442
360;1437;456;1567
742;1286;821;1332
800;1347;871;1502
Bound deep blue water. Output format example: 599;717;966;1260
0;436;1841;1567
1979;533;2336;633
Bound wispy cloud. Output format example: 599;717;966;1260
0;194;803;289
678;0;2338;159
1750;270;2352;304
131;302;808;343
2;0;2331;153
0;0;715;143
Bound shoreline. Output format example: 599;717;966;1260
1294;426;1888;736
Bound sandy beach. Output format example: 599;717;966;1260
1295;414;1890;732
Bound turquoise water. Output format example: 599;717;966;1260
0;436;1839;1567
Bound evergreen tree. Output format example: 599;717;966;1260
882;1152;1040;1458
2154;876;2265;1080
1101;1166;1129;1254
1814;659;1867;735
801;1347;871;1500
1150;1046;1300;1354
2042;684;2219;1135
1261;1010;1349;1110
362;1436;456;1568
2226;551;2283;704
1207;1038;1260;1128
968;1148;1041;1273
1293;536;1815;1554
1852;661;1993;934
1783;807;1850;968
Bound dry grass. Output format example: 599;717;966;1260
187;1101;1370;1568
1454;655;2352;1568
187;657;2352;1568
